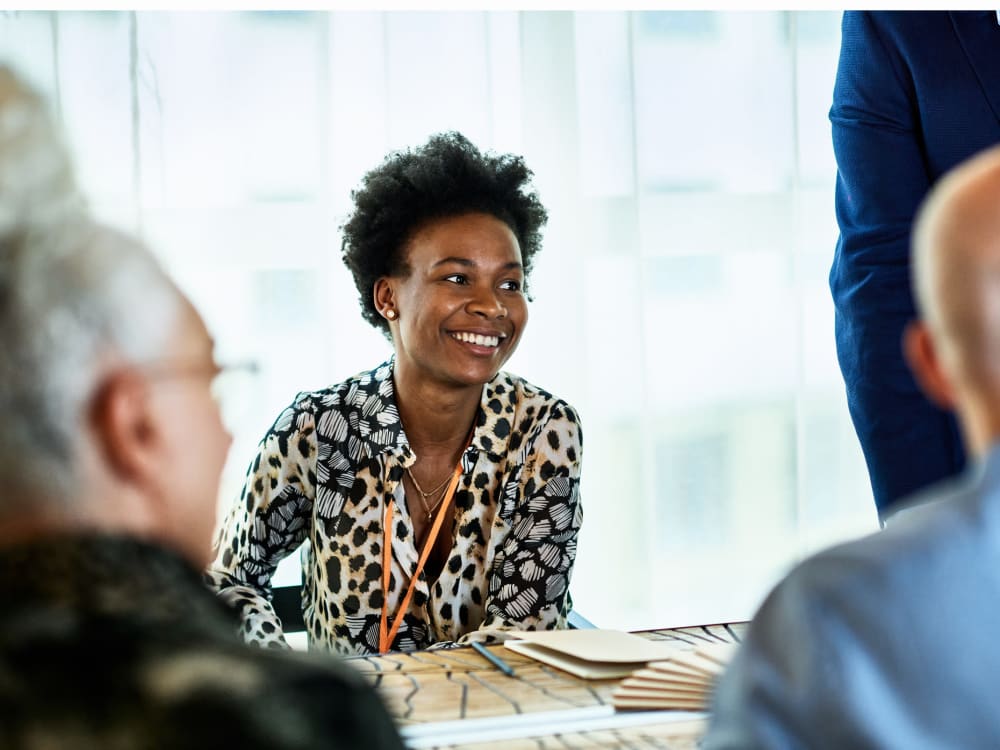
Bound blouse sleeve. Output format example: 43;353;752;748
206;399;317;649
460;402;584;644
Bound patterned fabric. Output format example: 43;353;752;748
0;533;404;750
208;359;583;655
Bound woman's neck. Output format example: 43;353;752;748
393;368;480;454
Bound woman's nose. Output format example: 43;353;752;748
467;286;507;319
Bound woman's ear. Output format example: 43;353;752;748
904;320;956;410
373;277;397;321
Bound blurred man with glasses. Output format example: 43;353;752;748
0;66;403;750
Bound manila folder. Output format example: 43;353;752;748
503;630;680;680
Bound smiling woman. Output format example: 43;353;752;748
207;132;584;656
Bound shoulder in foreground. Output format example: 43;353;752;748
784;466;994;607
145;642;403;748
880;463;998;551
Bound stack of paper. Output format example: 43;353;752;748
503;629;687;680
611;642;737;711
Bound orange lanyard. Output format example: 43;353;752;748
379;461;463;654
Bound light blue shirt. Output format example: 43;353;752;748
705;445;1000;749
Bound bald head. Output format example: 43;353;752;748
913;146;1000;382
908;145;1000;456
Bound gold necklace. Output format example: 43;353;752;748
405;467;453;521
406;466;454;499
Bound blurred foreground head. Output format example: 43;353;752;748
908;143;1000;458
0;65;229;567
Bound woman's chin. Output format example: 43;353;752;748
436;361;504;389
397;349;510;390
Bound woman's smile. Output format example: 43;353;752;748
448;329;507;352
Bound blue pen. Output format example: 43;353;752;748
471;640;516;677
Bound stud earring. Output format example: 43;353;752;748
386;309;397;320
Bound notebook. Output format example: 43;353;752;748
503;629;688;680
611;642;738;711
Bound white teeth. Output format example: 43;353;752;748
452;332;500;347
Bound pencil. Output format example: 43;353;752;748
471;640;516;677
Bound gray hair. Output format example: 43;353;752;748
0;66;184;507
0;66;82;235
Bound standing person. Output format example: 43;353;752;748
0;65;403;750
706;143;1000;749
830;10;1000;517
209;132;584;656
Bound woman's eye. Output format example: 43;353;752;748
443;274;467;284
500;279;522;292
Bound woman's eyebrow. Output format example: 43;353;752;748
431;256;476;268
431;257;524;272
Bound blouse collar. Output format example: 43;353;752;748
362;358;514;465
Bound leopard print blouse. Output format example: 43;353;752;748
207;359;583;656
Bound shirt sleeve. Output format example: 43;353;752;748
206;399;317;649
830;10;963;514
460;401;584;644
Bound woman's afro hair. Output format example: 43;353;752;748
341;131;548;334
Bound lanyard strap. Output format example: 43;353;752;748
379;461;463;654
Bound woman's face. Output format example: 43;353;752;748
377;212;528;390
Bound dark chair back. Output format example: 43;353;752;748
272;584;306;633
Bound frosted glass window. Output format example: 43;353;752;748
0;10;877;629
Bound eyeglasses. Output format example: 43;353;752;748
138;359;258;389
139;359;260;431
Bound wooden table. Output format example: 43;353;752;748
346;623;747;749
